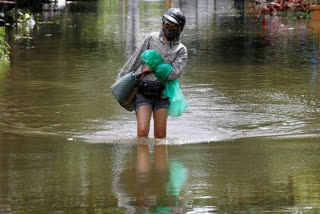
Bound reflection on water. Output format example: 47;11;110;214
0;0;320;213
116;144;188;213
1;135;320;213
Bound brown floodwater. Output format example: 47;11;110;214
0;0;320;213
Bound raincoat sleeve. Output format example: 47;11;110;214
117;34;152;79
166;45;188;80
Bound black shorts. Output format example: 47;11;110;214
134;92;170;112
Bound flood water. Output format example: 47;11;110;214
1;0;320;213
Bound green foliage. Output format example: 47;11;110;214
0;10;14;25
16;9;37;23
286;7;311;19
276;11;287;17
275;6;311;20
1;8;39;27
0;12;4;24
0;27;10;64
295;10;310;19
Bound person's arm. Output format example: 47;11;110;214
166;46;188;80
117;35;151;79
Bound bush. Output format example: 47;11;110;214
0;27;10;64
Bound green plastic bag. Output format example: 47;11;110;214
141;50;188;117
163;80;188;117
141;50;163;70
154;63;173;80
166;161;188;196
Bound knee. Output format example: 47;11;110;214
137;126;149;138
154;130;166;139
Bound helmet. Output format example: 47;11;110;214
163;8;186;32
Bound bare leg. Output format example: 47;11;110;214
136;105;152;138
154;145;168;170
153;108;168;139
136;145;151;172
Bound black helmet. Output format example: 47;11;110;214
163;8;186;32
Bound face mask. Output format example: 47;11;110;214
163;26;180;41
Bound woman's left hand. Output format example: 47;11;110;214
138;65;153;80
143;65;152;72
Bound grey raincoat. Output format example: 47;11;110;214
117;30;187;83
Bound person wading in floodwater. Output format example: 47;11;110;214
117;8;187;139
